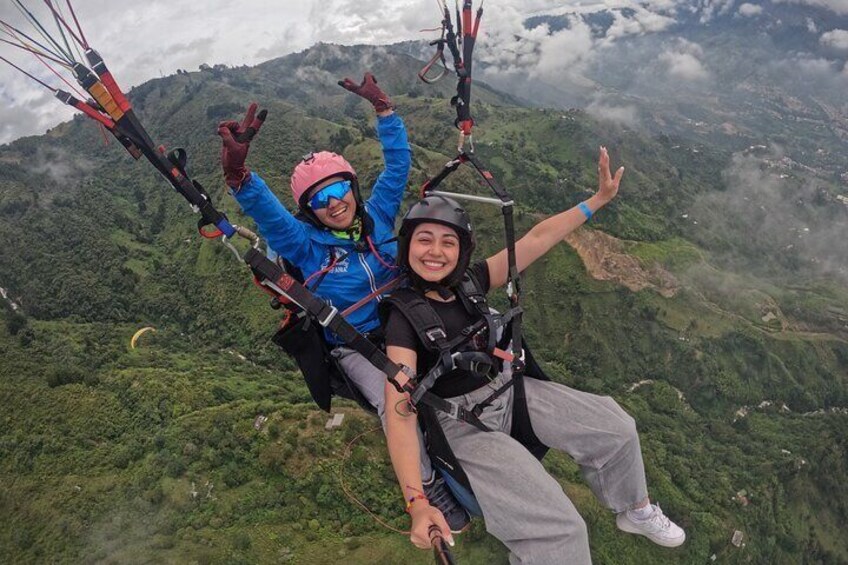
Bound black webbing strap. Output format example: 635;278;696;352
420;152;512;204
246;248;490;431
471;375;515;418
463;152;512;203
420;155;464;197
245;248;399;379
418;389;490;432
421;151;524;369
463;152;524;366
454;0;482;134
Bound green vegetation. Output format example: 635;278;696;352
1;44;847;563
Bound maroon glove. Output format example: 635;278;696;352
338;72;393;113
217;102;267;188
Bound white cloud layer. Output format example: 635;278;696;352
658;39;710;80
772;0;848;15
585;96;640;127
2;0;848;143
738;3;765;16
820;29;848;49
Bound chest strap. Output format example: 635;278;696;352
381;273;525;430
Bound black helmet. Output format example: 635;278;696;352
398;195;475;289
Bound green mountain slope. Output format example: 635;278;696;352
1;44;847;564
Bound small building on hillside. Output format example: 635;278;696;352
731;530;744;547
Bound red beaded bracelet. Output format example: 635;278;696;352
405;493;428;512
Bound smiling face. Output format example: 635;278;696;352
408;222;461;283
307;176;358;230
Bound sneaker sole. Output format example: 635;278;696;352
616;514;686;548
453;519;474;535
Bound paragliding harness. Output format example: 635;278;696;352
382;271;550;516
399;0;551;515
264;241;400;414
265;255;365;413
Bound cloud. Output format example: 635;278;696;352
658;39;709;80
30;146;94;184
604;5;677;41
0;73;70;144
585;96;640;127
772;0;848;15
820;29;848;50
806;18;819;33
738;3;764;16
475;8;599;79
535;21;596;77
766;53;848;92
660;52;709;80
697;0;738;22
794;56;836;73
690;146;848;283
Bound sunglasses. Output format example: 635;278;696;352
309;180;352;210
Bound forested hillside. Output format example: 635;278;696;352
1;44;847;564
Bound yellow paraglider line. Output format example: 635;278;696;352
130;326;156;349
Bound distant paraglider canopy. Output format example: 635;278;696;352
130;326;156;349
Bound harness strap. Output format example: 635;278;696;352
341;276;401;318
303;246;342;288
417;389;490;432
470;377;515;418
382;272;524;428
246;248;402;380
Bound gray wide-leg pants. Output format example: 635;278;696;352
436;374;649;565
331;346;434;481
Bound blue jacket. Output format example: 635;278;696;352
233;113;411;343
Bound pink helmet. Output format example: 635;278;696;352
290;151;357;208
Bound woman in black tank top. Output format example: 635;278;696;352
383;148;686;562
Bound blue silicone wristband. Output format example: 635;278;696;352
578;202;593;221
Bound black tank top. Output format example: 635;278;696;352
384;261;493;398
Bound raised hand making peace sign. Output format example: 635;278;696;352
217;102;267;188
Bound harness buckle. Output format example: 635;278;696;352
389;375;409;395
425;327;447;342
317;305;339;327
445;401;460;420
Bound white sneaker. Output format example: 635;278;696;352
616;504;686;548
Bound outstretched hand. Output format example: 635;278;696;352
217;102;268;188
597;146;624;204
338;72;393;114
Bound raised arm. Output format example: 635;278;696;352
384;346;453;550
230;173;311;263
486;146;624;289
366;113;412;225
218;103;312;263
339;73;411;225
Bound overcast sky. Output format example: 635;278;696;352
2;0;848;144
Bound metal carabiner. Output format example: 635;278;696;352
220;224;261;264
418;40;449;84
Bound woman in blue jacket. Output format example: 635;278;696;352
217;73;468;530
